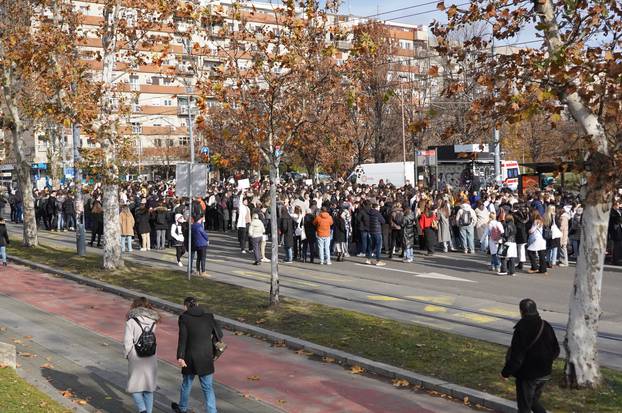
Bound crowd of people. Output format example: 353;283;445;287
6;174;621;274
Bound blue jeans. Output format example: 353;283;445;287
57;212;64;230
360;231;370;257
317;236;331;264
121;236;133;252
179;374;217;413
404;247;413;261
284;247;293;262
131;391;153;413
571;240;580;258
371;233;382;260
491;253;500;268
460;225;475;252
547;246;558;265
0;246;6;263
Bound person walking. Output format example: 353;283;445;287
172;297;223;413
171;214;187;267
0;217;9;266
314;206;334;265
123;297;160;413
191;217;209;276
120;204;136;253
248;213;266;265
502;298;560;413
332;206;348;262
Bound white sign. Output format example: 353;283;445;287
237;178;250;190
304;179;313;186
175;163;208;197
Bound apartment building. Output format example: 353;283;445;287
2;0;430;183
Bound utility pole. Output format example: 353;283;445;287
491;37;501;185
186;95;194;281
72;122;86;256
399;79;407;186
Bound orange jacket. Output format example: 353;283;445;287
313;212;333;238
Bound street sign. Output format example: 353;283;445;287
175;163;208;197
200;146;210;155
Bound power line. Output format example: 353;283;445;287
360;1;442;19
382;2;473;22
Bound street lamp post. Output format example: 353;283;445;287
491;36;502;185
398;75;408;186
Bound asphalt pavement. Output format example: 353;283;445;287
7;223;622;371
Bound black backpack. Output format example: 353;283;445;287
132;318;157;357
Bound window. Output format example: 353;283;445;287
131;122;142;134
163;77;173;85
129;75;140;91
179;136;189;146
131;103;141;112
154;138;163;147
506;168;519;178
163;99;173;106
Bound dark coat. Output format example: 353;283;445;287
332;213;347;243
609;208;622;242
514;212;529;245
63;198;75;215
0;224;9;247
503;221;517;243
191;223;209;250
355;207;370;232
502;314;560;380
402;213;416;248
279;214;295;248
303;213;317;242
135;207;151;234
91;212;104;235
153;207;169;230
176;306;222;376
368;209;385;235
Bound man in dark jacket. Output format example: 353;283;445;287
367;203;386;266
355;202;370;258
173;297;223;413
502;299;560;413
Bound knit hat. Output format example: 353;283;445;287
175;213;184;222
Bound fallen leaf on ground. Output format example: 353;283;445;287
23;335;33;340
39;401;48;408
18;352;35;358
392;379;410;387
463;396;469;405
295;349;313;356
76;399;88;405
247;375;260;381
277;399;287;405
272;340;286;347
0;363;8;369
61;390;75;398
41;363;54;369
0;326;7;332
255;318;266;325
12;339;22;344
322;356;336;363
233;331;245;336
350;365;364;374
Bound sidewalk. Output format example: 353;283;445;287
0;264;476;413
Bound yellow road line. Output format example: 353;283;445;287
452;312;497;324
406;295;455;305
424;305;447;313
367;295;403;301
480;307;520;318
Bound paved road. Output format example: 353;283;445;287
9;224;622;370
0;265;476;413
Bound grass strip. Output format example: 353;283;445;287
11;243;622;412
0;366;71;413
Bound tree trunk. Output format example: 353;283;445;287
12;127;38;247
535;0;610;388
269;162;280;306
102;183;123;269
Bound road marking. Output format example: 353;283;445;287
479;307;520;318
354;264;475;283
452;312;497;324
407;295;455;305
367;295;403;301
207;258;226;263
423;305;447;313
233;270;268;279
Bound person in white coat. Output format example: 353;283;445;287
124;297;160;413
527;214;548;274
171;214;186;267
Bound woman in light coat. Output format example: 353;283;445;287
437;200;454;252
475;201;490;253
527;213;548;274
248;213;266;265
123;297;160;413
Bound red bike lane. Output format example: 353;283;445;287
0;265;475;413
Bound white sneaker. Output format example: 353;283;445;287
357;253;365;257
326;261;332;265
178;261;183;267
365;259;371;265
261;258;270;263
241;250;247;254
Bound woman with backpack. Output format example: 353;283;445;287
123;297;160;413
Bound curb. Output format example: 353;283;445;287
11;256;517;413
